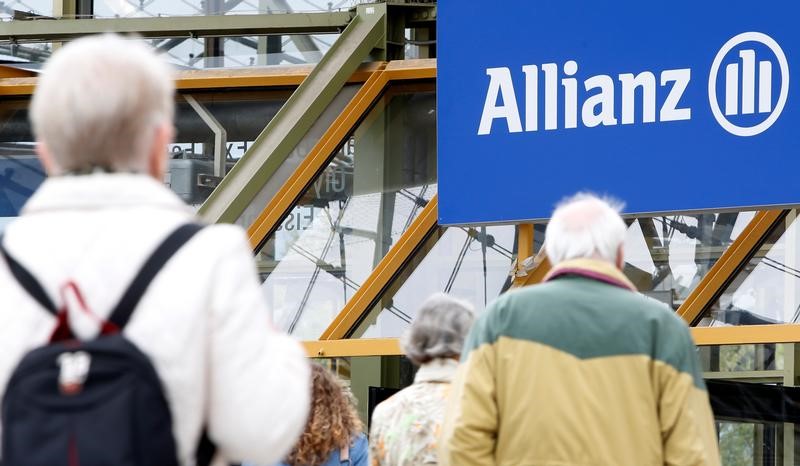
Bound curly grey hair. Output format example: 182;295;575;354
401;293;475;365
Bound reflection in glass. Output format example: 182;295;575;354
235;84;360;229
90;0;342;69
258;84;437;339
0;91;291;215
701;344;797;464
168;90;290;206
623;212;755;310
1;2;342;66
718;421;783;466
0;0;52;20
351;225;517;339
0;35;333;69
0;100;46;231
94;0;347;17
151;35;338;70
699;211;800;326
699;344;783;373
355;211;752;340
0;35;337;68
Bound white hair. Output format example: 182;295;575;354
30;34;174;173
544;192;627;265
401;293;475;365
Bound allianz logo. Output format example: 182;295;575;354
477;32;789;137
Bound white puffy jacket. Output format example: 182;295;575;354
0;173;310;465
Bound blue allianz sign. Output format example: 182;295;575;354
437;0;798;224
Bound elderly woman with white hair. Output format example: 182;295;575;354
369;293;474;466
0;34;310;466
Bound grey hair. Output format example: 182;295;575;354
30;34;174;174
401;293;475;365
544;192;627;265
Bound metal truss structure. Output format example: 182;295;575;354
0;0;793;364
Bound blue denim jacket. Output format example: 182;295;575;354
244;433;368;466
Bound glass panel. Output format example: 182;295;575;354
0;99;46;231
90;1;342;68
94;0;348;17
351;225;517;339
235;84;360;228
718;421;786;466
699;210;800;326
169;89;291;206
624;212;756;310
702;344;800;464
152;35;338;69
0;36;336;68
258;83;437;339
0;0;52;20
518;211;753;313
0;89;293;216
700;344;784;374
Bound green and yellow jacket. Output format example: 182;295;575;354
439;259;720;466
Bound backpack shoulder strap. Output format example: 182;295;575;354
107;223;204;330
0;236;58;315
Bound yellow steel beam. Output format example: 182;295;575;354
245;59;436;250
321;196;439;340
0;62;382;97
198;3;387;224
381;58;436;79
517;224;534;262
300;324;800;359
246;64;390;248
303;338;402;358
176;66;314;90
176;62;381;90
0;66;35;79
692;324;800;346
0;77;35;96
677;209;788;325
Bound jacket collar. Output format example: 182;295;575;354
543;258;637;292
414;358;459;384
22;172;192;215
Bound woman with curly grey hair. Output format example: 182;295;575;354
368;293;474;466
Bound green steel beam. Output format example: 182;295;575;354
198;2;386;224
0;11;353;42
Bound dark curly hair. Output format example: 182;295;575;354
285;363;362;466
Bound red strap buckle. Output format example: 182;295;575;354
49;281;119;343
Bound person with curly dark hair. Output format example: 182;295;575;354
245;362;367;466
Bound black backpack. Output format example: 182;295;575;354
0;223;204;466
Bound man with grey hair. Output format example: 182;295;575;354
0;35;309;465
440;193;720;466
369;293;474;466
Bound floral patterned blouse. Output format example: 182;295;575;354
368;358;458;466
